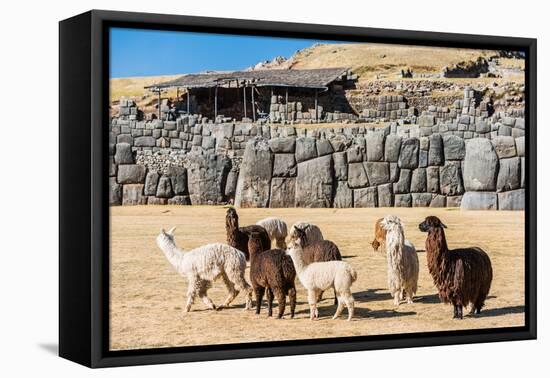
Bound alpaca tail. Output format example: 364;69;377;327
349;266;358;283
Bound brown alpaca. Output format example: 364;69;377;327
419;216;493;319
225;208;270;260
248;233;296;318
292;226;342;305
371;218;386;252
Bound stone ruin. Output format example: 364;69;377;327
109;86;526;211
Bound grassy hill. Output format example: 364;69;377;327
109;43;520;102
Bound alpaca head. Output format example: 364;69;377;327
381;215;403;233
156;227;177;248
285;236;303;257
290;225;309;245
247;232;264;256
419;216;447;232
225;207;239;230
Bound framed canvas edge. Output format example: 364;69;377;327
58;9;537;368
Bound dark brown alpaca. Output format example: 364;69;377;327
292;226;342;305
248;233;296;318
225;207;270;260
419;216;493;319
370;218;386;252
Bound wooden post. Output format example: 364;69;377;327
243;83;247;120
187;89;190;114
157;89;161;120
251;85;256;122
214;85;218;120
314;89;318;122
285;87;288;121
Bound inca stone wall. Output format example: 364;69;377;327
109;86;526;210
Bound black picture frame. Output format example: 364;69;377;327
59;9;537;368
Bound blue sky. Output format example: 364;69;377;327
109;28;339;78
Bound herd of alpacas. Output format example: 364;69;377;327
155;209;493;321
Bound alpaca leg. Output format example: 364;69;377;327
307;290;319;320
185;286;196;313
457;305;463;319
233;275;252;310
220;273;238;309
254;287;265;315
332;296;345;320
344;294;355;321
266;288;274;317
393;291;400;306
333;288;338;306
198;281;216;310
275;289;286;319
288;286;296;319
406;290;414;304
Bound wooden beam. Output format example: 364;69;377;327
243;83;247;120
315;89;318;122
251;85;256;122
214;85;218;120
157;89;161;120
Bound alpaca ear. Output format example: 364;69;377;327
167;226;176;235
160;228;166;234
441;223;447;229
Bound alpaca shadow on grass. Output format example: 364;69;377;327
361;308;416;319
416;294;497;305
341;255;358;259
353;288;392;303
470;305;524;318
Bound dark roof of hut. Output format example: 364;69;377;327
145;67;352;90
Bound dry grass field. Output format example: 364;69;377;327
109;206;525;351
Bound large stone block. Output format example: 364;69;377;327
389;163;399;182
333;152;348;181
354;187;377;208
364;162;390;186
426;166;440;193
498;189;525;210
446;195;463;208
225;170;239;199
393;169;411;194
109;177;122;205
167;195;191;205
377;183;393;207
168;166;188;195
412;193;432;207
189;154;232;205
384;135;402;162
348;162;369;188
156;175;174;198
463;138;499;191
270;178;296;208
439;161;464;196
334;181;354;208
117;164;147;184
316;139;334;156
114;143;134;164
144;171;159;196
394;194;412;207
460;191;498;210
273;154;296;177
134;136;156;147
430;194;446;207
442;135;465;161
410;168;427;192
496;157;521;192
122;184;145;205
269;137;296;153
398;138;419;169
346;144;364;163
295;137;318;162
521;157;525;188
366;132;385;161
295;155;333;208
516;136;525;157
428;134;444;166
235;138;272;207
492;136;517;158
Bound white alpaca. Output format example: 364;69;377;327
156;227;252;312
286;239;357;321
289;221;324;245
381;216;419;306
256;217;288;249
